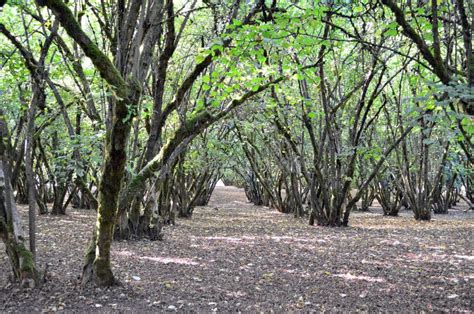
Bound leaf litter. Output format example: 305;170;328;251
0;186;473;312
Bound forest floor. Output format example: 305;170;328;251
1;186;473;312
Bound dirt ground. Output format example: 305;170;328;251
1;186;473;312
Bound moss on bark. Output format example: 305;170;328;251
2;238;38;286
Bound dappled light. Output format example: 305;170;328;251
116;250;200;266
1;186;473;312
334;273;385;283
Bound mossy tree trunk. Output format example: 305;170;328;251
0;114;38;286
82;97;136;285
36;0;142;286
24;81;44;259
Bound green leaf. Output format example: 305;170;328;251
384;28;398;37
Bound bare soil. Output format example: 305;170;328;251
1;186;473;312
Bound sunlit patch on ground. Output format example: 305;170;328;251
334;272;385;283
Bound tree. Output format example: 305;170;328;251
0;112;37;286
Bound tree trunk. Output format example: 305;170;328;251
81;95;136;286
0;116;38;286
51;184;67;215
33;0;141;286
25;81;45;260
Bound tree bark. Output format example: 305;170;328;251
36;0;139;286
0;114;38;286
24;82;45;260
